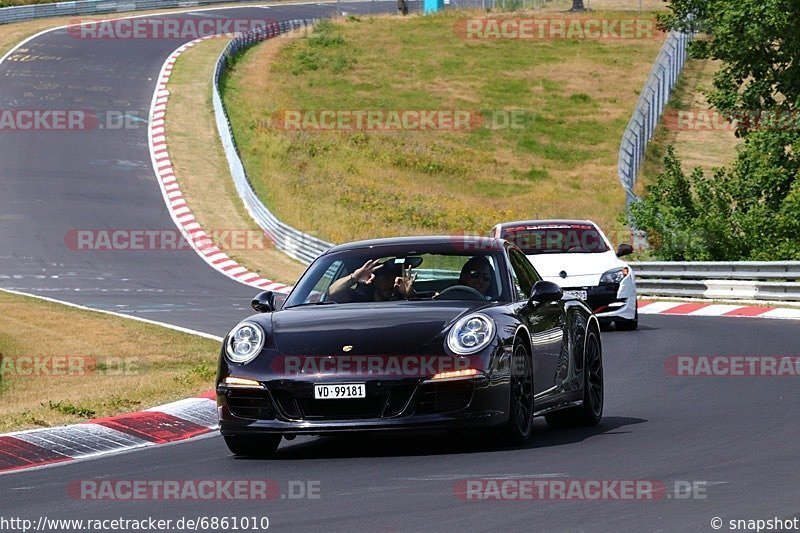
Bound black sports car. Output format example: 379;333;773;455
216;236;603;457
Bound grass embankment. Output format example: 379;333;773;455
166;37;306;284
222;11;666;244
639;58;740;193
0;290;219;432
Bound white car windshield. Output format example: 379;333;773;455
502;224;609;254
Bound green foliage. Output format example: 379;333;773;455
174;359;215;386
630;142;800;260
289;20;355;75
45;401;95;419
637;0;800;260
660;0;800;137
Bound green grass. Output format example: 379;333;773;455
222;11;665;243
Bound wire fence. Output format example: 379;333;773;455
618;29;692;205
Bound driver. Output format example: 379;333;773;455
458;256;494;297
327;259;416;303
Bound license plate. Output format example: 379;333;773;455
314;383;366;400
565;290;588;300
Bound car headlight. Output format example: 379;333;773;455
600;267;630;284
225;321;265;364
446;313;495;355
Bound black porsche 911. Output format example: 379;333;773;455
216;236;603;457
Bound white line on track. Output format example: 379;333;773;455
0;287;222;341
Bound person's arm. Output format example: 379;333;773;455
327;259;383;302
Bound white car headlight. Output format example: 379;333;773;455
446;313;495;355
225;321;265;364
600;267;630;284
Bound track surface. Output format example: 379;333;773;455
0;2;394;336
0;4;797;532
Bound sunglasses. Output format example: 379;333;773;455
468;270;491;282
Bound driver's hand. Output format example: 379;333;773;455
352;259;383;285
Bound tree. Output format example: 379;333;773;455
570;0;585;11
659;0;800;137
630;0;800;260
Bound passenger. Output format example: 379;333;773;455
327;259;416;303
458;256;494;296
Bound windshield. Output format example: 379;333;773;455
501;224;609;254
284;250;509;307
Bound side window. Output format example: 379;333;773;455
309;261;343;302
508;249;540;300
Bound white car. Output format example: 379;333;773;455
491;219;638;330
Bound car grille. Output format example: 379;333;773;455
416;380;473;414
226;389;275;420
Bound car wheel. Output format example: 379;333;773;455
224;434;281;457
615;307;638;331
500;341;534;445
545;325;604;428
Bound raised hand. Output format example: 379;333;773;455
393;264;417;298
352;259;384;285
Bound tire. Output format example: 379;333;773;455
614;305;638;331
499;341;535;445
545;325;603;428
224;434;281;457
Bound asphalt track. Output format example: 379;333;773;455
0;4;798;532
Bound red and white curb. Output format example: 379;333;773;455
148;37;291;294
638;299;800;320
0;393;217;474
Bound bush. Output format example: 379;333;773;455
631;133;800;261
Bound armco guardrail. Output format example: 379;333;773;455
618;29;692;205
0;0;277;25
632;262;800;302
213;20;333;265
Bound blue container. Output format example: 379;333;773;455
423;0;444;13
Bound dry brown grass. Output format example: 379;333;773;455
223;12;666;243
639;58;740;193
0;290;219;432
165;37;305;284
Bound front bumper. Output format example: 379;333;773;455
564;275;637;321
217;374;510;435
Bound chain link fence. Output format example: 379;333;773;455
618;29;692;205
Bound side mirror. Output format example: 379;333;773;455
528;281;563;305
251;291;276;313
616;243;634;257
